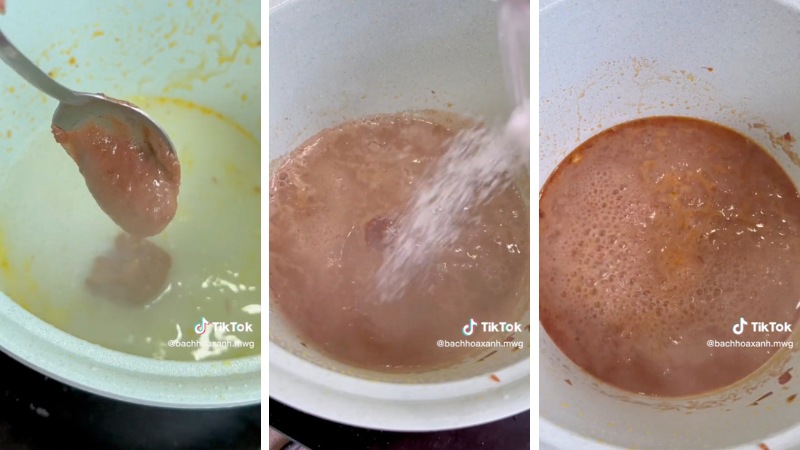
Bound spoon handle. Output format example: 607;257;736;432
0;28;82;105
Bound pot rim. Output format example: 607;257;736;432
0;292;261;408
269;342;530;431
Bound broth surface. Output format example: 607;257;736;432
269;112;529;372
540;116;800;397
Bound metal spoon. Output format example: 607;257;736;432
0;28;177;157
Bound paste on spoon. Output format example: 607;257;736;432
52;117;180;237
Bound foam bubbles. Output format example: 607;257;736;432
540;116;800;397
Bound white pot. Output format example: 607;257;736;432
540;0;800;448
0;0;260;407
269;0;530;431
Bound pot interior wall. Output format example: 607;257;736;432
269;0;515;162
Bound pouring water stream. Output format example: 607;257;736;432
375;0;530;302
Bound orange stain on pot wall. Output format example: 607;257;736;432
0;230;74;329
0;229;32;311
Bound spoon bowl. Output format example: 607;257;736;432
0;28;176;158
52;92;176;154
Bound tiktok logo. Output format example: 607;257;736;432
195;317;210;335
730;316;792;334
732;317;748;335
462;318;478;336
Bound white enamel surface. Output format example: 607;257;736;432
269;0;531;431
541;0;800;448
0;0;260;407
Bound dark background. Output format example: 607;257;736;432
0;346;529;449
0;351;260;450
269;397;530;450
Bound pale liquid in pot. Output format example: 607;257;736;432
540;116;800;397
0;97;261;361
